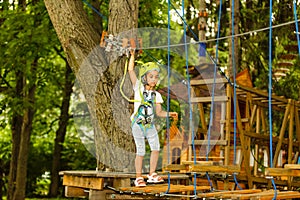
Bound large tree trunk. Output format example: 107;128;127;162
44;0;138;172
49;62;74;197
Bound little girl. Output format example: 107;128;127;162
128;52;178;187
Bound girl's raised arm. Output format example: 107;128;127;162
128;51;137;86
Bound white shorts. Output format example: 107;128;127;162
132;122;160;156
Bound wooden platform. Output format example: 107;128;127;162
60;170;300;199
196;189;300;199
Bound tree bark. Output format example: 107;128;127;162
49;62;74;197
12;59;37;200
228;0;240;76
7;72;23;200
44;0;139;172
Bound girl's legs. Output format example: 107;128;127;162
149;150;159;175
135;155;144;178
146;126;160;177
132;123;146;178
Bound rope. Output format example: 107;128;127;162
164;0;172;195
202;0;220;191
82;0;107;21
168;0;215;191
120;59;140;103
180;0;197;196
293;0;300;55
213;1;242;190
268;1;277;199
231;0;243;190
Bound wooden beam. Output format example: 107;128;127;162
249;104;257;127
233;89;253;188
224;86;232;166
64;186;88;198
190;78;228;85
284;164;300;169
188;164;240;173
182;161;220;165
273;100;292;166
188;139;227;145
288;100;295;165
243;131;300;147
163;164;188;171
265;168;300;176
191;96;228;103
237;85;289;104
63;174;104;190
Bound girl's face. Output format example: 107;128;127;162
145;70;159;88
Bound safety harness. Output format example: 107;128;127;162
131;88;156;132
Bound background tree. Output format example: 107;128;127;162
0;0;300;199
0;0;95;199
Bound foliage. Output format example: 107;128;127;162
0;0;300;198
274;58;300;100
0;0;97;198
61;122;97;170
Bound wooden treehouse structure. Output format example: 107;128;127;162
60;2;300;198
162;66;300;190
61;67;300;199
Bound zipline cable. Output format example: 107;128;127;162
170;2;199;41
136;19;300;50
83;0;300;53
268;1;277;199
231;0;243;190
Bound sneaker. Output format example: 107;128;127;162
134;177;146;187
147;173;164;183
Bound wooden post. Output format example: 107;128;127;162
273;99;292;166
288;100;295;189
233;89;253;188
224;85;232;167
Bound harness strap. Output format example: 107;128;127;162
131;91;156;133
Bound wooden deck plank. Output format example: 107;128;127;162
258;192;300;200
195;189;262;198
232;190;300;200
119;184;211;194
60;171;189;180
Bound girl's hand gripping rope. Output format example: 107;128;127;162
169;112;178;120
